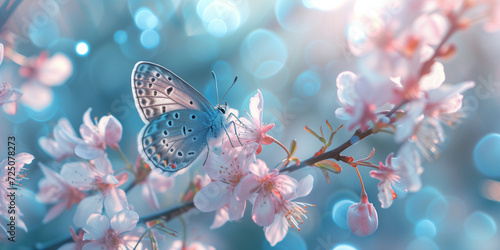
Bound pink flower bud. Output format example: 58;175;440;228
347;195;378;236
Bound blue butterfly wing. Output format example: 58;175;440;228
131;61;215;123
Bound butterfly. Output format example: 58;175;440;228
131;61;237;176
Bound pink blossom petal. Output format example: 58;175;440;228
3;101;17;115
248;159;269;177
104;188;129;219
211;206;230;229
413;13;448;46
234;175;260;201
336;71;357;106
378;180;395;209
264;213;288;246
228;195;246;221
110;210;139;234
194;181;231;212
61;162;98;190
75;144;104;160
83;214;109;241
148;171;174;192
74;194;103;228
252;192;276;226
249;90;264;125
83;108;94;128
419;62;445;91
295;174;314;198
38;53;73;86
43;201;66;224
100;115;122;148
93;154;113;175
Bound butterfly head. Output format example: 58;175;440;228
216;101;228;115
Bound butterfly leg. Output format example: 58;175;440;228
203;141;210;166
222;122;236;148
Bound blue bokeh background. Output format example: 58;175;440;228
1;0;500;249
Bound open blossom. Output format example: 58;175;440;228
61;155;129;227
194;142;257;221
0;153;33;236
235;159;297;226
82;210;139;250
347;194;378;236
18;51;73;111
39;118;83;161
238;90;275;154
264;175;314;246
75;108;123;160
369;153;401;208
336;71;398;130
37;163;86;223
133;156;174;210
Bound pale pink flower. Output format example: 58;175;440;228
0;153;33;235
39;118;83;161
82;210;139;250
18;52;73;111
58;227;88;250
182;174;211;203
235;159;297;226
264;175;314;246
347;194;378;236
61;155;129;227
133;156;174;210
369;153;401;208
37;163;86;224
194;142;256;221
335;71;398;130
238;90;275;154
75;108;123;160
170;240;216;250
0;82;22;115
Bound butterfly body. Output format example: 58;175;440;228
132;61;229;175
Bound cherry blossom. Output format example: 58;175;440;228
37;163;86;223
82;210;139;250
369;153;401;208
75;108;123;160
393;142;424;192
264;175;314;246
210;205;230;229
132;156;174;210
18;52;73;111
61;155;129;227
235;159;297;226
194;142;257;221
0;153;33;236
336;71;398;130
347;194;378;236
39;118;83;161
238;90;275;154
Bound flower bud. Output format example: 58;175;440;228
347;195;378;236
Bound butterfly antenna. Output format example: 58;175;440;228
220;76;238;103
212;71;220;106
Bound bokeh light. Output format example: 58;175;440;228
406;187;444;224
415;219;437;239
114;30;128;45
134;7;159;30
473;133;500;177
332;244;358;250
275;0;322;32
407;238;439;250
332;199;355;229
75;41;90;56
140;29;161;49
240;29;287;78
293;69;322;99
464;211;497;241
197;0;241;37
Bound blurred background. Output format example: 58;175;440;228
0;0;500;249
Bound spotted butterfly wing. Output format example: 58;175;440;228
132;62;219;175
